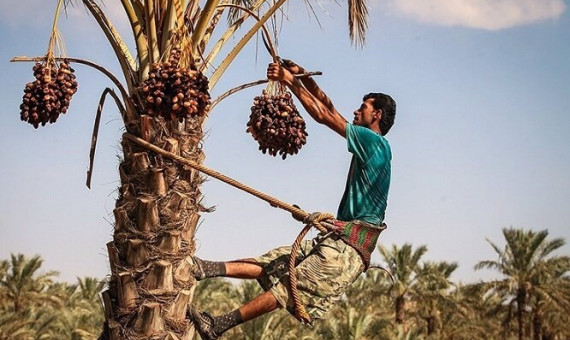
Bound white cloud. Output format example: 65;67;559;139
385;0;567;30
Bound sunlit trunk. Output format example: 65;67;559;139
99;113;207;340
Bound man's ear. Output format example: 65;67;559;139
375;109;383;121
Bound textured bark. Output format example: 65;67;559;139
100;113;206;339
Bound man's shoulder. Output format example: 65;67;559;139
348;123;388;144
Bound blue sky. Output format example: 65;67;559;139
0;0;569;284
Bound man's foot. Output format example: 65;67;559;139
187;306;220;340
191;256;206;281
191;257;227;281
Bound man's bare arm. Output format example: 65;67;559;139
267;63;346;137
282;60;336;113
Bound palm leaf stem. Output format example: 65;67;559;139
210;71;321;109
209;0;288;88
144;0;160;64
191;0;223;56
46;0;65;59
200;0;265;73
81;0;137;92
86;88;127;189
119;0;149;80
159;0;177;60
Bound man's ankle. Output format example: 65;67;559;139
213;310;243;335
193;257;226;280
187;307;243;340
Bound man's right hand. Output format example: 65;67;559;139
267;63;294;85
281;59;305;75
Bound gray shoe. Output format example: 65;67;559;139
187;306;220;340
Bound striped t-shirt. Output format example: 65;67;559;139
336;123;391;225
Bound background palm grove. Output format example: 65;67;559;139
2;228;570;339
1;0;570;339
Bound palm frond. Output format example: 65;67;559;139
347;0;368;47
82;0;137;90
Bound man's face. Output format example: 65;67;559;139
353;98;380;128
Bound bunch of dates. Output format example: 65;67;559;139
20;60;78;128
140;45;210;121
247;90;307;159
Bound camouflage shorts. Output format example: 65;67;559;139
254;234;364;322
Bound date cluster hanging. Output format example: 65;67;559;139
246;89;308;159
19;60;78;128
140;45;211;121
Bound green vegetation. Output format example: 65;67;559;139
2;227;568;339
0;254;104;339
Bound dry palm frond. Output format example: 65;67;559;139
348;0;368;47
227;0;256;25
82;0;138;90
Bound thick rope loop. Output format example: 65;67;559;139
288;212;335;324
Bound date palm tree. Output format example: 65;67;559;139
475;228;570;340
13;0;374;338
0;254;59;314
437;284;500;340
414;260;458;337
0;254;65;340
378;243;428;326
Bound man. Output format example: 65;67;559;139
187;61;396;340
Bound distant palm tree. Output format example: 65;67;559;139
414;260;458;337
527;252;570;340
0;310;34;340
319;300;390;340
475;228;570;340
379;243;428;326
0;254;59;313
438;284;501;340
0;259;8;305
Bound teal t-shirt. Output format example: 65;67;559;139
336;123;392;225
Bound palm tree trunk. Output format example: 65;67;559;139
426;315;436;336
532;311;542;340
99;114;206;340
395;295;405;324
517;288;528;340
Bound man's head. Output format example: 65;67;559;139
353;93;396;135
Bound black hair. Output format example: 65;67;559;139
363;93;396;135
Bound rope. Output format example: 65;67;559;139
287;212;334;324
124;133;310;219
123;133;335;322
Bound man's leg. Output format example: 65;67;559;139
225;260;264;279
189;285;279;340
238;290;279;321
189;257;280;339
193;257;263;280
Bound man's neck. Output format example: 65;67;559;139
366;123;382;134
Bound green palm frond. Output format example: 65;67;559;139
209;0;287;88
